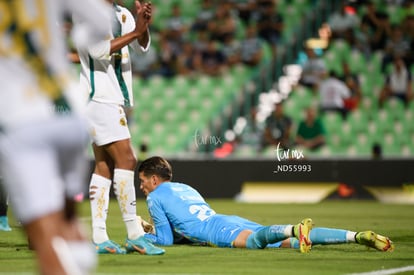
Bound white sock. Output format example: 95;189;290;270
52;237;83;275
113;169;144;239
284;225;294;237
67;241;97;275
89;173;111;244
346;231;357;243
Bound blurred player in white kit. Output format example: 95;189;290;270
0;0;112;274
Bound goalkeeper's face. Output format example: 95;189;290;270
138;172;157;196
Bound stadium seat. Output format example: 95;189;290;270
339;121;356;146
327;132;348;155
382;132;402;156
323;49;342;75
359;97;378;119
354;132;373;156
378;108;396;131
322;112;343;133
384;98;405;120
348;50;366;74
347;109;369;132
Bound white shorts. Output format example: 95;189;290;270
0;116;89;224
86;101;131;146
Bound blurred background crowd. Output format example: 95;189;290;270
70;0;414;159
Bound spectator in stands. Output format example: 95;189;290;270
372;143;383;160
130;44;159;79
176;40;201;76
197;40;228;77
191;0;215;32
263;101;293;150
237;107;265;153
298;46;328;92
379;55;413;108
381;24;410;73
193;29;210;53
327;2;359;41
164;2;190;37
221;33;242;66
158;36;177;78
319;71;352;120
207;1;238;43
402;14;414;69
295;107;326;151
252;0;283;59
233;0;257;26
339;61;362;111
353;19;373;59
240;23;264;66
360;1;392;52
162;4;187;61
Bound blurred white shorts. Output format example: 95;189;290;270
0;116;89;224
86;101;130;146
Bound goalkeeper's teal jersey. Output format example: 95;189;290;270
145;182;264;247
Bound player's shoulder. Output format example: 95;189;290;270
115;4;133;16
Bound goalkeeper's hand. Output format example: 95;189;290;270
137;216;155;234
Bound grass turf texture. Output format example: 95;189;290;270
1;200;413;275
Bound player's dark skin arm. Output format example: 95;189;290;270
109;29;149;54
68;52;80;63
109;1;151;54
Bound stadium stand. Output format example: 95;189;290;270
116;0;413;159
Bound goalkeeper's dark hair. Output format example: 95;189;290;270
138;156;173;181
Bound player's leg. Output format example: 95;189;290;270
89;144;125;254
288;227;394;252
55;116;99;272
235;218;313;253
25;211;86;275
105;139;164;255
0;181;12;231
86;101;137;254
0;123;88;274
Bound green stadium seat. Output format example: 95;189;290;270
409;100;414;112
358;97;378;119
322;112;343;133
339;121;355;146
323;49;342;75
347;109;369;132
327;132;348;154
329;40;351;63
289;86;315;109
374;109;394;132
384;98;405;120
403;110;414;132
284;98;304;123
354;132;373;156
382;132;402;156
348;50;366;74
366;119;384;137
401;144;414;157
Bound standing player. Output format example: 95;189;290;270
76;0;165;255
0;179;11;231
138;156;394;253
0;0;112;274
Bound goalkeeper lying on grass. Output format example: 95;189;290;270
137;156;394;253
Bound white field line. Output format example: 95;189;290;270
345;265;414;275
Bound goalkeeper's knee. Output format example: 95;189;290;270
246;233;266;249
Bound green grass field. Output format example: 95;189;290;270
1;199;413;275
